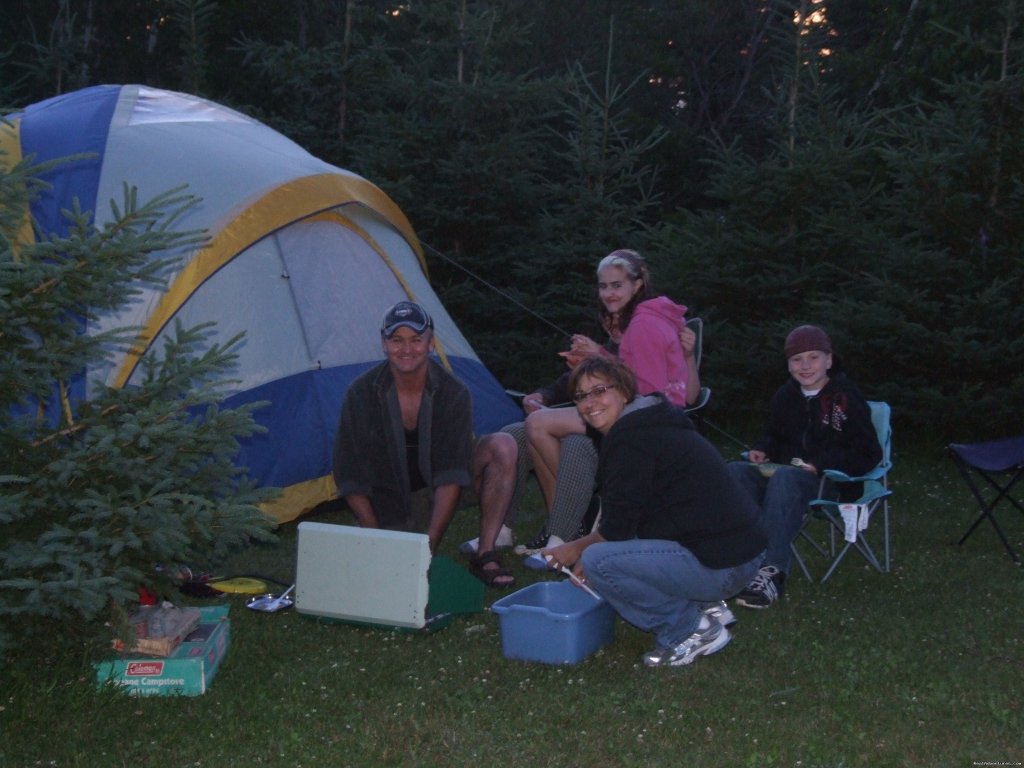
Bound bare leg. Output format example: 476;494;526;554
499;421;533;528
470;432;518;586
425;485;461;555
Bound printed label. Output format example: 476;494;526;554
125;661;164;676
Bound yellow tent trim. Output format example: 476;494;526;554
113;173;425;388
261;474;338;524
3;119;78;424
0;118;41;255
0;119;22;174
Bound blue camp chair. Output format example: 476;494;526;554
791;401;894;583
948;435;1024;564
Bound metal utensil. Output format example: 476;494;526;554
561;568;602;601
543;554;602;601
246;583;295;613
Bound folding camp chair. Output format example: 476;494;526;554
948;436;1024;564
791;401;893;583
682;317;712;418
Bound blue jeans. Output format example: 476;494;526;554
581;539;763;648
727;462;825;576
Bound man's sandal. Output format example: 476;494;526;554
469;551;516;589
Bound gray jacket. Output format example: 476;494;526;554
332;358;473;528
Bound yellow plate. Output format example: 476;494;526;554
208;577;269;594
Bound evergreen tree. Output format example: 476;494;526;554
170;0;218;95
229;2;678;389
654;0;1024;440
234;1;563;387
0;158;276;657
508;48;668;386
339;7;671;389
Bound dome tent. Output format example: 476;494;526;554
2;84;521;522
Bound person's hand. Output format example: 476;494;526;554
522;391;546;413
544;531;603;592
569;334;602;357
542;543;593;592
542;539;584;572
791;457;817;473
558;349;587;369
747;450;769;464
679;325;697;358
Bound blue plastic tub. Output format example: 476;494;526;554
490;580;616;664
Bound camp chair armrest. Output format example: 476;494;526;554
809;487;892;510
820;466;887;484
683;386;711;415
820;469;860;483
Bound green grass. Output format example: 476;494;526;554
1;449;1022;767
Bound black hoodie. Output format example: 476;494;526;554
596;397;767;569
753;372;881;478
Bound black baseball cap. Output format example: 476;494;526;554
381;301;433;337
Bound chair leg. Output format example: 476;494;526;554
953;461;1024;564
790;542;813;582
820;536;884;582
796;498;893;583
820;543;851;583
817;507;886;582
882;502;891;573
792;520;831;582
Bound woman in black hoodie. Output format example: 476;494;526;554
542;356;766;669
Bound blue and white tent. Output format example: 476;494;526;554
1;84;520;522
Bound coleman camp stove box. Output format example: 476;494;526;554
95;605;230;696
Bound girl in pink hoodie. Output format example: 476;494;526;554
525;249;700;528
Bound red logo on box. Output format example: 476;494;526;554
126;661;164;676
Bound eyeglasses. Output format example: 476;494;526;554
573;384;616;403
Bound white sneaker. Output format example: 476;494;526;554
512;527;549;555
701;600;737;627
735;565;784;609
523;535;565;569
642;615;732;667
458;524;514;555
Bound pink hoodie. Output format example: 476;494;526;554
619;296;689;406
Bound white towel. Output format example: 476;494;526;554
839;503;869;543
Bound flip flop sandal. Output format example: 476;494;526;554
469;551;516;589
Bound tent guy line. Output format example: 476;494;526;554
421;239;574;339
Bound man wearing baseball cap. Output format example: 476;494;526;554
332;301;517;584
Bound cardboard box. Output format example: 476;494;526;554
95;605;230;696
491;581;616;665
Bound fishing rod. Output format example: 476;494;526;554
699;417;752;454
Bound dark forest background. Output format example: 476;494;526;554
3;0;1022;445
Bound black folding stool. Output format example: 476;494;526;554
948;436;1024;564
